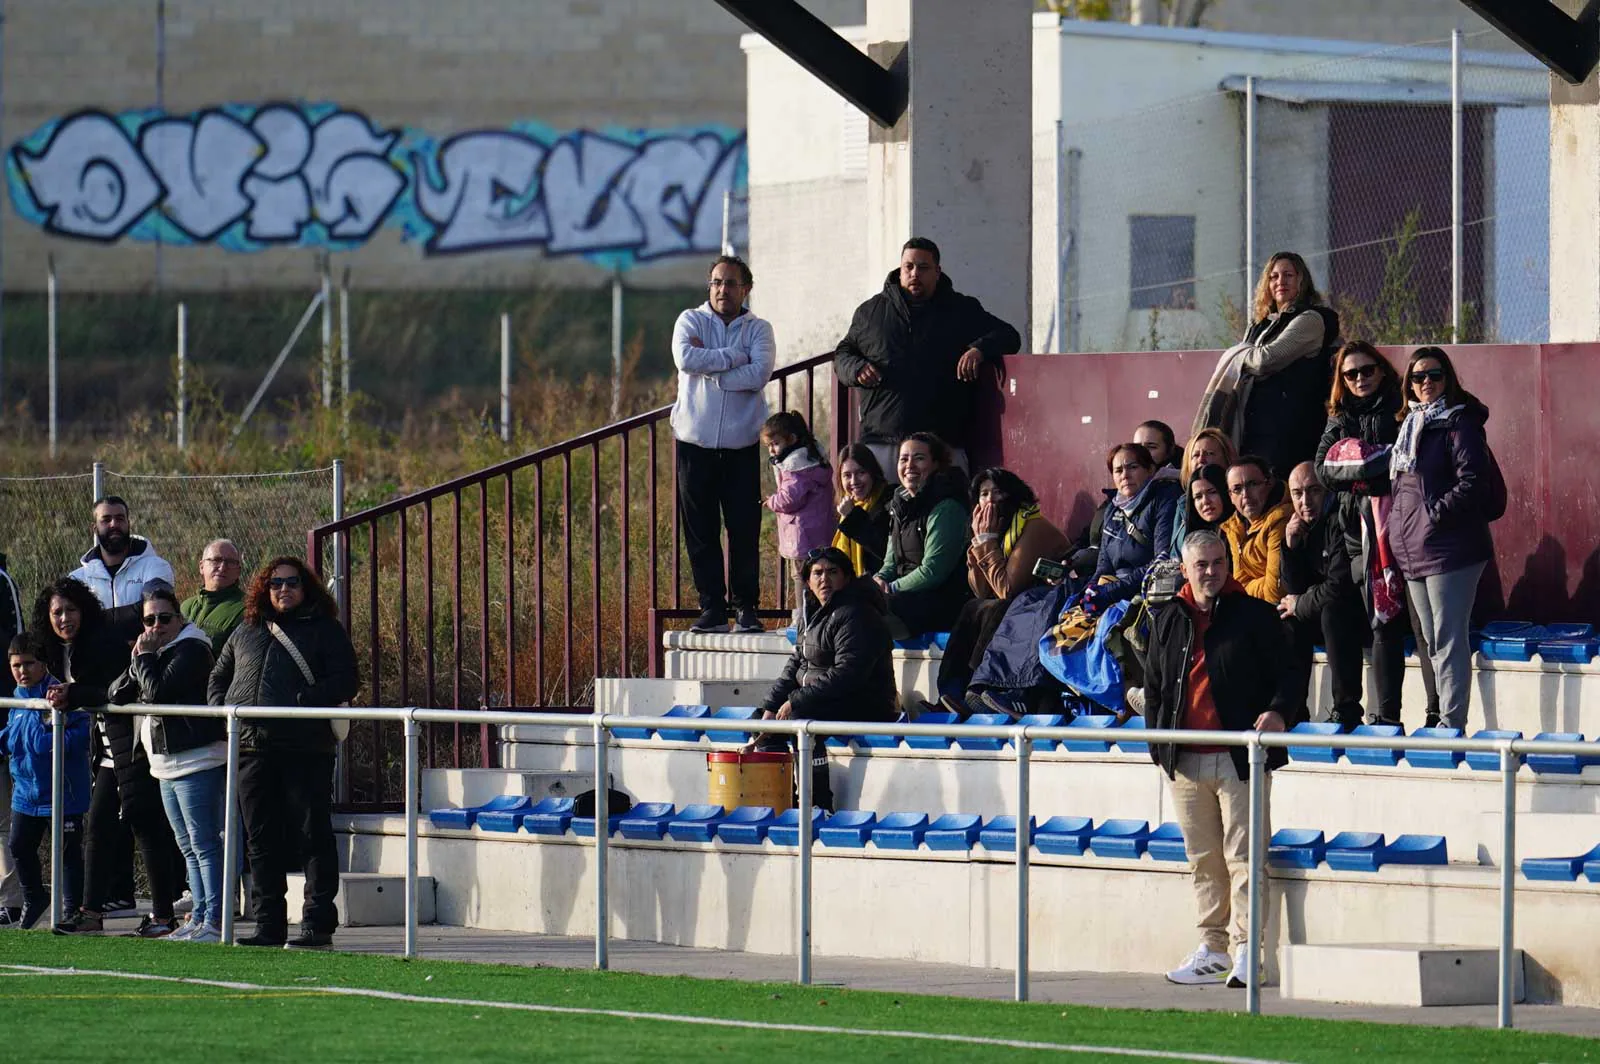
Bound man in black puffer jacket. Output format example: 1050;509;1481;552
209;557;358;950
834;237;1020;474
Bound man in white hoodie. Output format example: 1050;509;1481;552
671;255;777;634
68;496;176;620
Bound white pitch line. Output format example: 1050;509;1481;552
2;964;1296;1064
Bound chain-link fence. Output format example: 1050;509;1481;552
1036;28;1549;352
0;465;338;611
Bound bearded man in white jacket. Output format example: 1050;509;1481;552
671;255;777;634
69;496;176;620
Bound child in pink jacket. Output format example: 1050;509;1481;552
762;412;835;564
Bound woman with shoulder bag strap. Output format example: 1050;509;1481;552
208;556;358;950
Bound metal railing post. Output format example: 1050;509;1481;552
49;707;64;927
1246;737;1266;1015
1499;743;1518;1028
1014;729;1031;1002
593;717;610;969
404;710;420;959
1244;74;1257;309
220;708;241;945
795;726;813;985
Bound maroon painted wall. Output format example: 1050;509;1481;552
967;345;1597;625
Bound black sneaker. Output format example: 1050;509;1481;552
285;928;334;950
52;909;105;935
978;690;1025;721
732;608;764;634
238;929;288;947
102;897;137;916
129;914;179;939
688;608;728;633
18;906;45;931
0;906;21;928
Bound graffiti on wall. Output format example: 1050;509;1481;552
6;103;746;266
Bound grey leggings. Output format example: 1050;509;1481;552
1406;561;1486;730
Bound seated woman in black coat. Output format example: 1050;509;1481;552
758;547;897;809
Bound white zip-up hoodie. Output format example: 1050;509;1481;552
69;535;177;611
669;302;777;450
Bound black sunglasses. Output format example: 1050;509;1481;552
267;576;303;590
1341;363;1378;382
141;611;175;627
1409;367;1446;384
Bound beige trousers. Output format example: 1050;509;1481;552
0;760;23;908
1167;750;1270;954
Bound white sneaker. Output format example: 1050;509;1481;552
174;891;194;916
1226;945;1256;989
166;919;200;942
187;924;222;944
1165;943;1232;985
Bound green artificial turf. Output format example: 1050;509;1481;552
0;935;1594;1063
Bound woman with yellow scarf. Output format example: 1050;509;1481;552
831;444;892;578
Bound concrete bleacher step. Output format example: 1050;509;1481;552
286;872;436;927
595;677;776;716
419;768;598;813
1279;943;1525;1006
658;632;940;713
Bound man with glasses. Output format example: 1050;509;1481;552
181;539;247;647
1220;457;1292;604
834;236;1021;476
1278;463;1366;731
671;255;776;634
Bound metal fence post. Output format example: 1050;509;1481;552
47;256;57;459
176;301;187;451
1054;119;1067;353
1014;729;1031;1003
500;313;511;444
220;708;241;945
1450;27;1464;340
1244;75;1257;310
320;262;333;409
1499;743;1519;1028
610;273;623;420
593;717;610;970
91;460;104;503
49;706;64;927
331;459;347;801
1246;738;1267;1015
339;270;351;439
796;726;813;985
404;710;420;959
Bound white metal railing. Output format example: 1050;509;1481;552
8;696;1592;1029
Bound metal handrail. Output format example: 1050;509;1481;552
14;692;1569;1029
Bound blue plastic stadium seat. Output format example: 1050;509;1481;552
783;626;798;645
665;804;728;843
1346;723;1405;767
474;796;540;833
611;718;655;740
714;806;777;844
923;813;983;851
1466;729;1523;773
1522;843;1600;882
1062;714;1117;753
767;807;825;846
931;632;951;651
1269;828;1327;868
708;706;760;745
870;812;931;850
1539;636;1599;664
906;710;958;750
894;633;934;651
1321;831;1386;871
1404;726;1465;770
1525;733;1599;775
617;802;677;840
818;810;877;848
1087;818;1152;859
1477;621;1539;661
1016;713;1064;751
1116;715;1150;756
977;815;1035;852
858;712;907;749
428;793;535;831
1329;833;1447;872
1584;856;1600;884
1146;822;1188;863
1033;815;1095;856
1287;721;1345;764
657;705;711;743
571;812;626;837
521;797;577;836
954;713;1010;751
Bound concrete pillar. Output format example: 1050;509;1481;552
1549;7;1600;342
864;0;1033;342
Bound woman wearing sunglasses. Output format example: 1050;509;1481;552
208;556;358;950
1315;341;1440;729
109;584;222;941
1387;347;1505;730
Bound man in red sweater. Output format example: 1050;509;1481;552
1143;530;1298;989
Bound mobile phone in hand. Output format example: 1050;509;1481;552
1032;557;1067;583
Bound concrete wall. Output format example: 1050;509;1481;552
2;0;864;292
1197;0;1513;50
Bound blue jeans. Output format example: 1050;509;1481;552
159;767;226;928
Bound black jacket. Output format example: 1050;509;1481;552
836;502;891;578
108;626;222;757
207;606;359;754
761;578;896;722
1315;387;1404;598
886;468;969;582
50;623;149;805
1144;585;1300;780
1240;305;1340;480
834;270;1020;447
1280;506;1356;623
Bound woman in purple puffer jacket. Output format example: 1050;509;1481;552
1388;347;1505;731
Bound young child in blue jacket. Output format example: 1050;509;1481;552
2;633;89;930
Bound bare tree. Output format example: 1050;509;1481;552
1038;0;1211;27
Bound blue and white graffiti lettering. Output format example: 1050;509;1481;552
7;103;746;267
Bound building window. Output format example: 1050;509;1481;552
1129;215;1196;310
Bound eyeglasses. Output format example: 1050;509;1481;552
1409;368;1446;384
267;576;302;590
1229;479;1266;496
1341;364;1378;382
708;279;747;289
141;612;175;627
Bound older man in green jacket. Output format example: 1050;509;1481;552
181;539;246;648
